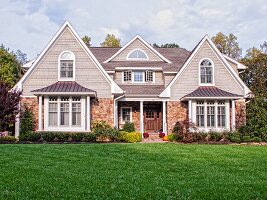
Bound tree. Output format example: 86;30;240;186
101;34;121;47
211;32;242;60
82;36;91;47
0;81;21;132
15;50;27;64
152;43;180;48
0;44;24;87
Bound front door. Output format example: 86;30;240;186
144;111;162;133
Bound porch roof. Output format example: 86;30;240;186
182;86;243;100
119;85;165;96
31;81;96;96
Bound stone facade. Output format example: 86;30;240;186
21;97;40;131
91;98;114;127
166;101;188;133
235;100;246;128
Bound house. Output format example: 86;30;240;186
14;21;251;137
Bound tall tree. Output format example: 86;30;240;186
153;43;180;48
101;34;121;47
82;35;91;47
212;32;242;60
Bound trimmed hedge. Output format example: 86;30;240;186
118;131;142;143
0;136;17;143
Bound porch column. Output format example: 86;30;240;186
38;96;43;131
114;99;118;128
188;100;192;122
140;101;144;136
162;101;167;134
86;96;91;131
15;102;21;138
231;100;236;131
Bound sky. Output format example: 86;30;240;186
0;0;267;60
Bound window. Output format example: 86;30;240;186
59;51;75;80
121;107;132;124
207;101;215;127
133;71;144;82
200;59;213;84
48;97;57;126
145;70;153;82
72;96;81;126
196;101;204;127
217;101;226;127
127;49;148;60
60;102;69;126
123;71;132;82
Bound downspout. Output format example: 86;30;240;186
113;94;125;128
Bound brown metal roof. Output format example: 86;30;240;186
89;47;191;72
183;86;242;99
31;81;96;95
119;85;165;96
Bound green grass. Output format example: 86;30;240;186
0;143;266;200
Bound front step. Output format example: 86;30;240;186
148;133;160;140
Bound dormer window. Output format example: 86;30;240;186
126;49;149;60
58;51;75;80
122;70;154;83
199;58;214;85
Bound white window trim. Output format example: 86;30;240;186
120;107;132;124
58;51;75;81
44;96;86;131
198;58;215;86
192;100;230;132
126;48;149;61
121;70;155;84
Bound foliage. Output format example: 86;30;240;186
152;43;180;48
192;132;208;142
82;35;91;47
0;136;16;143
211;32;242;60
122;132;142;143
117;131;128;142
209;131;223;141
92;121;119;141
0;44;24;87
167;133;179;142
0;81;21;132
159;132;165;138
143;132;149;138
20;107;35;136
252;137;262;142
226;132;241;143
242;136;252;142
122;121;135;133
101;34;121;47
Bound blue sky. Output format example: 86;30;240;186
0;0;267;59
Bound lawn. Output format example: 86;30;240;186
0;143;266;200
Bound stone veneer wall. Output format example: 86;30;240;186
91;98;114;127
235;100;246;129
167;101;188;134
21;97;40;131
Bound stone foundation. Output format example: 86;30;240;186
167;101;188;134
21;97;39;131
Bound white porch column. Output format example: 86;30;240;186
231;100;236;131
114;99;118;128
15;102;21;138
188;100;192;122
162;101;167;134
38;96;43;131
86;96;91;131
140;101;144;136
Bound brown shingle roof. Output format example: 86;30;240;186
119;85;165;96
89;47;191;72
183;86;242;99
31;81;96;95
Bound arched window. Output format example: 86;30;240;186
127;49;149;60
58;51;75;80
199;58;213;84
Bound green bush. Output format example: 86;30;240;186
122;122;135;132
19;131;41;142
227;132;241;143
82;133;96;142
209;131;223;141
117;131;128;142
252;137;262;142
167;133;178;142
92;121;119;141
20;107;35;138
192;132;208;142
41;132;56;142
123;132;142;143
242;136;252;142
0;136;17;143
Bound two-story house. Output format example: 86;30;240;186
14;21;251;137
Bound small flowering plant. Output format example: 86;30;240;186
143;132;149;138
159;132;165;138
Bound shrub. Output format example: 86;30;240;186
167;133;178;142
19;131;41;142
117;131;128;142
227;132;241;143
242;136;252;142
159;132;165;138
92;121;119;141
0;136;16;143
41;132;56;142
72;133;84;142
122;122;135;133
20;107;35;137
123;132;142;143
82;133;96;142
143;132;149;138
252;137;262;142
192;132;208;142
209;131;223;142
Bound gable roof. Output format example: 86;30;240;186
223;54;247;70
13;21;123;94
159;35;251;98
182;86;243;100
103;35;172;64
